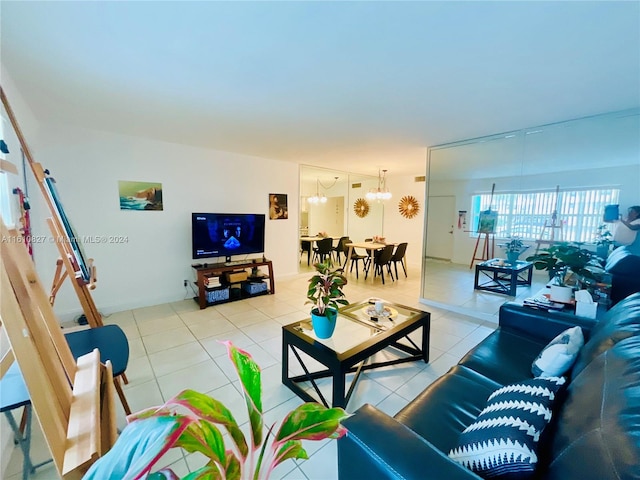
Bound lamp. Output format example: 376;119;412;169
308;176;338;204
366;169;392;201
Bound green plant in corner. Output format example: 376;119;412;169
83;342;349;480
306;259;349;316
525;242;605;287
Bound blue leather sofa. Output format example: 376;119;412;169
606;246;640;306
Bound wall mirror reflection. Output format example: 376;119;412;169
299;165;382;270
421;109;640;319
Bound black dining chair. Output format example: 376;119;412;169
367;244;395;284
390;242;408;278
312;237;334;264
333;236;350;264
342;240;369;279
300;240;312;265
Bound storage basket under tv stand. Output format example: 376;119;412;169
192;259;275;309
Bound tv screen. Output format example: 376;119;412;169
192;213;265;260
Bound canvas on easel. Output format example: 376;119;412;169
478;210;498;234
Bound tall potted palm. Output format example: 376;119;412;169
306;260;349;339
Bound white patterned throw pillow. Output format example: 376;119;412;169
531;326;584;378
448;376;566;479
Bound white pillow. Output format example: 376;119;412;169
532;326;584;378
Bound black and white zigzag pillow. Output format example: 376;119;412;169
448;376;566;479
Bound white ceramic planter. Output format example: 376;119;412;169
550;285;573;303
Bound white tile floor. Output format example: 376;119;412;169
4;261;518;480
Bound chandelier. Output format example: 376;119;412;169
366;169;392;201
308;176;338;204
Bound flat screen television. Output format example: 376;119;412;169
192;213;265;261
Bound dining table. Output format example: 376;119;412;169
300;236;341;266
344;241;389;280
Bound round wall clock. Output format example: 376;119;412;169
354;198;370;218
398;195;420;219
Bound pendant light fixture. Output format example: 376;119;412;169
308;176;339;204
366;169;392;201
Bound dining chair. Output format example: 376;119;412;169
300;240;312;264
333;236;349;263
367;244;395;284
390;242;408;278
312;237;334;264
343;240;369;279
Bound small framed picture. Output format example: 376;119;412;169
478;210;498;234
269;194;288;220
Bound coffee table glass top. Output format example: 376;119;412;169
288;300;425;354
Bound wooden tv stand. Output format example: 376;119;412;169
192;259;275;309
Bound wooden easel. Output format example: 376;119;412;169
535;185;563;253
469;232;495;269
1;86;102;328
1;221;116;479
469;183;497;268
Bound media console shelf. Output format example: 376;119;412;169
192;259;275;309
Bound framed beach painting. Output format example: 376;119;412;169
119;181;163;211
478;210;498;234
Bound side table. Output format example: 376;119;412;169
474;259;534;296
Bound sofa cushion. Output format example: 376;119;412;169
571;292;640;376
395;365;500;453
458;329;548;386
448;376;566;479
531;327;583;378
544;336;640;480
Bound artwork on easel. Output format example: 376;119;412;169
44;176;92;284
478;210;498;234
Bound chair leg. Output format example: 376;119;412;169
114;375;132;415
402;260;407;277
394;262;399;280
121;372;129;385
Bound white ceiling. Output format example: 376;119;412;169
1;1;639;177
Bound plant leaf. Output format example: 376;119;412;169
175;419;227;465
181;465;222;480
274;403;349;443
83;415;192;480
167;390;248;460
224;341;263;449
275;440;308;464
148;469;180;480
224;451;242;480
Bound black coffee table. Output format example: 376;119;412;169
281;301;430;409
474;258;534;296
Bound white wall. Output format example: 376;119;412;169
382;174;426;267
26;125;300;319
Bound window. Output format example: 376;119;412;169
470;188;620;243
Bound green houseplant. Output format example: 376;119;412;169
83;342;348;480
306;259;349;339
500;237;529;264
525;243;605;302
594;224;613;259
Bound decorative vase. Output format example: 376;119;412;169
506;251;520;265
550;285;573;303
311;308;338;339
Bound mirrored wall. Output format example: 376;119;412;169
421;109;640;317
299;165;383;267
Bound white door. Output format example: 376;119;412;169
426;195;455;260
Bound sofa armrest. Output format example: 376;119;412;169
338;404;480;480
499;302;597;342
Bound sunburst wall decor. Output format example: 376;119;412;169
354;198;370;218
399;195;420;219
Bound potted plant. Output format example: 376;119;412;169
306;259;349;339
594;224;613;260
525;242;605;302
83;342;349;479
500;237;529;264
